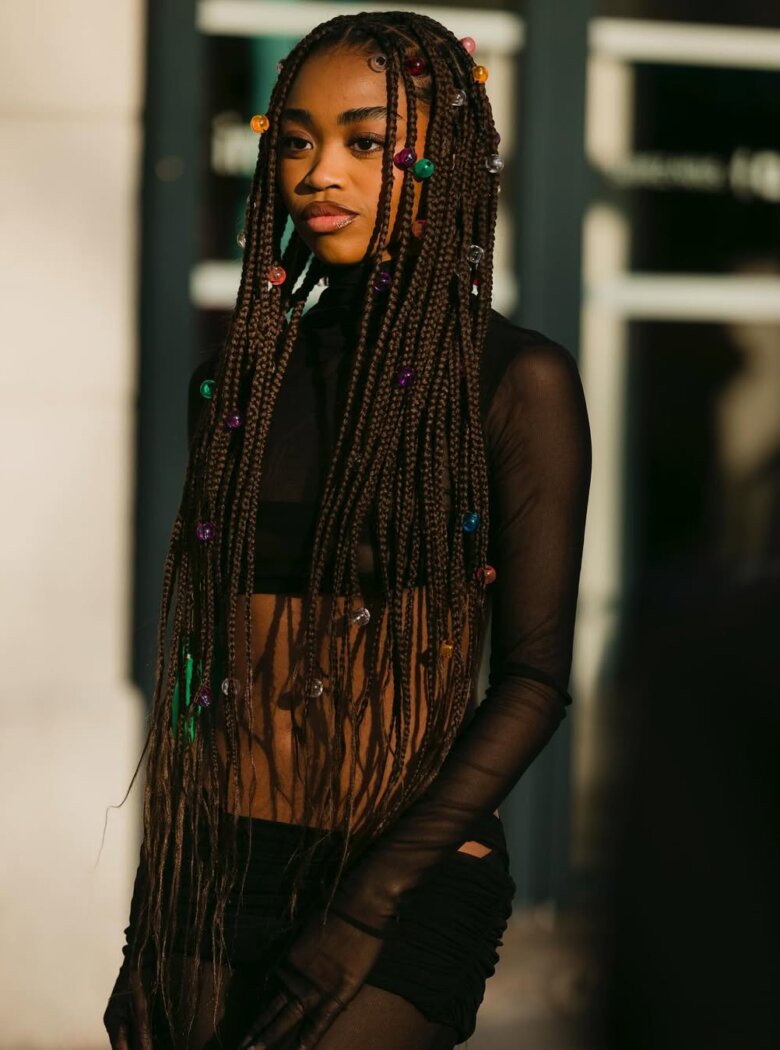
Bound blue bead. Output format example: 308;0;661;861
462;511;480;532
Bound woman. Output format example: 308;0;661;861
105;11;591;1050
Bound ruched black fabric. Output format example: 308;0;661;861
165;809;515;1046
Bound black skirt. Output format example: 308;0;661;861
171;809;516;1045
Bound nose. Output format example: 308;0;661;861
300;141;346;192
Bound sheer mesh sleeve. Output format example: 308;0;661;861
328;331;592;931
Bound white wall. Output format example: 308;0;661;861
0;2;146;1045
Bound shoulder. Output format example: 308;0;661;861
481;309;586;419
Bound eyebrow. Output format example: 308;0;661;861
280;106;405;127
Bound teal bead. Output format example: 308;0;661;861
462;511;480;532
413;157;434;179
200;378;215;399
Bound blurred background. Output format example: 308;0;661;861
1;0;779;1047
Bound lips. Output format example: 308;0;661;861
300;203;359;235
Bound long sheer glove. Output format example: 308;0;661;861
236;907;385;1050
322;333;592;935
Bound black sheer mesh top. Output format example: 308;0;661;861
188;259;592;703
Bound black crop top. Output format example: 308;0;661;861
187;259;591;694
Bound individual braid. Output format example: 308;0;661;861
127;11;503;1043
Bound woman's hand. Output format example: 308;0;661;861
237;907;386;1050
103;957;153;1050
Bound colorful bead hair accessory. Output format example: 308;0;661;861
462;511;481;532
225;411;244;430
405;55;427;76
350;606;371;626
475;564;497;584
440;640;454;658
250;114;270;133
194;685;214;709
411;218;427;238
196;521;216;542
396;365;416;388
460;36;477;53
472;65;489;83
467;244;484;266
199;379;215;399
393;147;417;170
368;53;388;72
268;264;286;285
485;153;504;173
413;157;434;179
373;270;392;293
452;90;467;107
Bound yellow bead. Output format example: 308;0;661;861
250;114;270;134
472;65;489;84
441;640;454;659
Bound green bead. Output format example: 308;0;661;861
413;157;434;179
199;378;216;399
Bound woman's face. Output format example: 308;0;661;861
276;46;429;266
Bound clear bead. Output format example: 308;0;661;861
467;244;484;266
368;53;388;72
485;153;504;174
308;677;324;698
452;90;467;107
350;606;371;627
237;229;246;248
221;677;241;697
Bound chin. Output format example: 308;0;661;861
300;229;371;267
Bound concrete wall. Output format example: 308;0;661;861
0;2;146;1045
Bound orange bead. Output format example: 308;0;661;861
268;263;286;286
472;65;489;84
250;114;270;134
411;218;427;238
440;640;454;659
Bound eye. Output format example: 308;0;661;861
350;134;385;156
279;135;311;152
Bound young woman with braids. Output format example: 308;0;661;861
104;11;591;1050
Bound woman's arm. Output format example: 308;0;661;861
328;331;592;929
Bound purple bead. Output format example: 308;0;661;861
373;270;392;293
493;130;501;148
194;685;213;708
393;146;417;170
396;365;417;388
196;520;216;542
226;410;244;430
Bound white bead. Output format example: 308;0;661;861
467;244;484;266
350;606;371;626
221;677;241;697
308;677;323;698
452;90;467;107
485;154;504;174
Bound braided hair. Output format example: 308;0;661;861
129;11;500;1041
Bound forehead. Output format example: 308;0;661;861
285;47;409;117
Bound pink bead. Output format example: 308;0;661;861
460;36;476;54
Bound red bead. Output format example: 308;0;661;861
405;55;427;76
268;264;286;286
474;563;497;584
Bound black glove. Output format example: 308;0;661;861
236;906;385;1050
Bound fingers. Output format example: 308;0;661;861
295;995;348;1050
238;990;307;1050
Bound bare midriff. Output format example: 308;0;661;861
211;587;499;858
